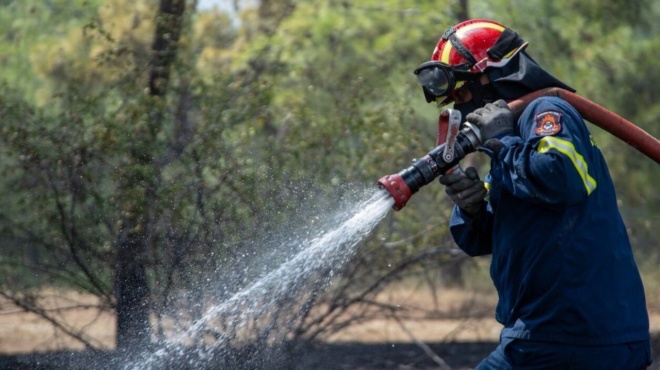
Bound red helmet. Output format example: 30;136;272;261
414;19;528;104
431;19;527;73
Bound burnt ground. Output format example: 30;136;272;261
293;341;497;369
0;341;495;370
0;335;658;370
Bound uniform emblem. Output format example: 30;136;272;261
534;111;562;136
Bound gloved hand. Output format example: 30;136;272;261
438;167;487;216
466;99;514;142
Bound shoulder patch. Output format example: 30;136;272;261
534;111;562;136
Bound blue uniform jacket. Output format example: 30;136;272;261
449;96;650;345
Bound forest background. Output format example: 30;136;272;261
0;0;659;369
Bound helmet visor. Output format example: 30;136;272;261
414;62;454;103
414;61;480;104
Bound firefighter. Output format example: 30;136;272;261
415;19;652;369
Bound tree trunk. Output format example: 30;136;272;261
149;0;186;98
455;0;469;22
115;228;151;350
114;0;186;353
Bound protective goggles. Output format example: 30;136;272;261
414;61;480;104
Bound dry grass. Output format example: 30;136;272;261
0;285;499;354
1;273;660;355
0;290;115;353
325;283;501;344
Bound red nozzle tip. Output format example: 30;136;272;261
377;174;413;211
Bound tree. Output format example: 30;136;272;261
113;0;187;352
1;0;196;354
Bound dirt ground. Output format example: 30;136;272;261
1;288;659;369
1;336;659;370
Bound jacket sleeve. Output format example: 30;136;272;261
448;201;494;256
491;97;598;207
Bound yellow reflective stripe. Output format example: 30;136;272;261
537;136;597;195
440;43;453;64
439;22;505;64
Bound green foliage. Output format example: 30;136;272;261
0;0;105;100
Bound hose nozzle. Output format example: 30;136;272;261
377;123;481;211
377;174;412;211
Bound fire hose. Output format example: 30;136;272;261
378;88;660;211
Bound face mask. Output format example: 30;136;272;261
452;80;499;118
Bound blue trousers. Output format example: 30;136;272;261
475;338;652;370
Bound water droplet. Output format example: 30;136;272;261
127;190;394;369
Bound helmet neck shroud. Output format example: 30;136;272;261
486;51;576;101
453;51;575;118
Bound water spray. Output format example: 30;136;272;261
378;89;660;211
127;189;394;370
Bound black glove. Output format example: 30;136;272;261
466;99;514;142
438;167;487;216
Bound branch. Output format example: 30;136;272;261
340;247;448;309
42;164;108;297
0;291;107;351
392;315;453;370
297;248;449;340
